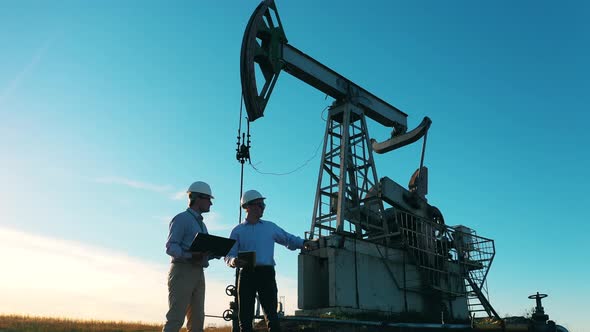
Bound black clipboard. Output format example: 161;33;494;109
189;233;236;257
238;251;256;269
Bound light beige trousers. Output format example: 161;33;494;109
163;263;205;332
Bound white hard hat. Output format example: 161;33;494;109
187;181;214;198
241;189;265;208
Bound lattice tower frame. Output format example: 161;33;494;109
309;102;391;240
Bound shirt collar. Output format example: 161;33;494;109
242;218;263;225
187;208;203;220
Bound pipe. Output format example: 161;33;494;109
282;316;471;329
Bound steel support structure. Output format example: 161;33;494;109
309;102;388;240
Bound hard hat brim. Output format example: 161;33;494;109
242;197;265;208
186;190;215;199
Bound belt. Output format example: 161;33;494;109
172;258;203;266
241;265;274;272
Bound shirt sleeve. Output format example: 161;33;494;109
224;227;239;267
165;216;192;259
273;223;304;250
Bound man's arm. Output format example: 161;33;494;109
165;216;192;259
224;228;239;267
225;228;249;268
273;223;305;250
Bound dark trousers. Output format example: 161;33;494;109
237;266;281;332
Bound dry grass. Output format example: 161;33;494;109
0;314;232;332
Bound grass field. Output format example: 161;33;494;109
0;314;232;332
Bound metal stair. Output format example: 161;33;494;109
454;226;498;319
393;215;499;319
466;276;500;319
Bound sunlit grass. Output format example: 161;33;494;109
0;314;232;332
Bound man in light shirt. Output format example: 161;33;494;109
163;181;215;332
225;189;314;332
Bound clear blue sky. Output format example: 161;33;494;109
1;1;588;331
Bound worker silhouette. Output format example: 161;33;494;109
225;189;315;332
163;181;215;332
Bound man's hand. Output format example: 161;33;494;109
232;258;248;268
303;240;318;251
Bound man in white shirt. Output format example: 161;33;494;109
163;181;215;332
225;189;313;332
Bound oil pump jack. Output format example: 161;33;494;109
229;1;568;331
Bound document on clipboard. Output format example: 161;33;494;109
238;251;256;269
189;233;236;257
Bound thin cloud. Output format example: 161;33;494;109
171;190;187;201
154;212;233;232
95;176;172;193
152;215;173;225
0;33;58;106
203;212;233;232
0;227;236;324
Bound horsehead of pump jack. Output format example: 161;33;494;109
240;0;431;152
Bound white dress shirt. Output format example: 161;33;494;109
165;208;211;267
225;219;304;267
